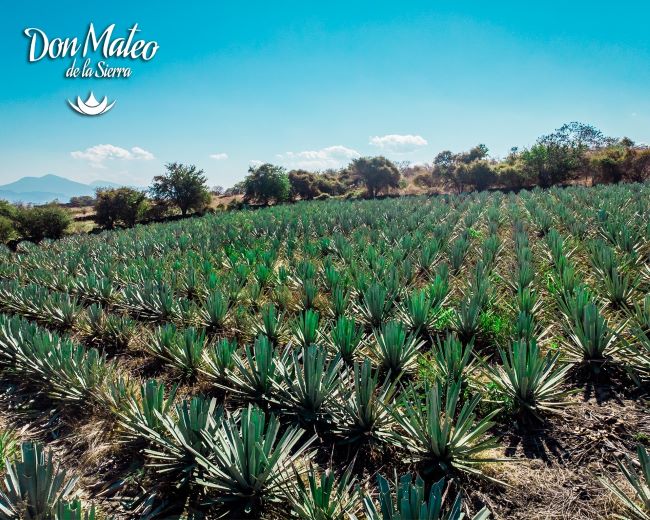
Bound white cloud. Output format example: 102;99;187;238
71;144;154;169
369;134;428;153
249;160;264;168
210;152;228;160
277;145;360;170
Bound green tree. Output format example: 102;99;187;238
150;163;210;216
521;122;607;187
94;187;147;229
432;144;490;193
16;205;71;242
243;163;291;204
349;156;400;198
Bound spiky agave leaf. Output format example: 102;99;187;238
195;404;316;514
485;339;571;419
363;472;490;520
0;442;79;519
388;380;501;477
599;445;650;520
287;463;361;520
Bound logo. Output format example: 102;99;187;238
68;92;115;116
23;23;159;115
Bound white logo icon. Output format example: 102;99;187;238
68;92;115;116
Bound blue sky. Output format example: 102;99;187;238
1;1;648;188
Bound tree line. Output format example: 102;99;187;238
1;121;648;244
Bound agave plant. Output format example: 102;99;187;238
363;472;490;520
196;404;315;515
201;337;238;383
599;445;649;520
485;339;571;419
286;463;361;520
229;335;288;401
148;325;207;380
399;289;436;334
388;380;500;476
357;283;392;329
117;379;178;444
293;309;320;348
333;359;396;445
327;316;364;364
431;333;475;384
79;304;135;353
370;321;423;377
0;442;80;519
558;288;624;362
144;395;223;485
253;304;285;345
330;286;350;318
198;289;231;332
274;344;343;424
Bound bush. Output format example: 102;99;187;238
288;170;320;200
0;216;16;244
16;205;71;242
243;163;291;204
94;187;147;229
413;172;434;188
68;195;95;207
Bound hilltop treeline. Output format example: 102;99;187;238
1;122;648;244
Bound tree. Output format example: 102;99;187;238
432;145;491;193
211;185;225;196
349;156;400;198
150;163;211;216
243;163;291;204
68;195;95;207
16;205;71;242
94;187;147;229
521;122;607;187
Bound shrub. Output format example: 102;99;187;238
288;170;320;200
16;204;71;242
94;187;147;229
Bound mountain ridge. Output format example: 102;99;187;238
0;175;137;204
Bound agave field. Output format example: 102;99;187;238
0;184;648;519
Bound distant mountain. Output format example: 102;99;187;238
0;175;141;204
